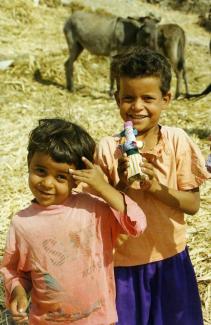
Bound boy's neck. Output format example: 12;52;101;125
137;125;160;150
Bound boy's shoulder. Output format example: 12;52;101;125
14;202;35;217
161;125;190;147
161;126;207;163
12;194;112;225
71;191;111;211
97;135;121;159
162;125;187;137
10;202;38;230
98;134;120;146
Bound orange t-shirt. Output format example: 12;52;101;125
95;125;210;266
0;192;146;325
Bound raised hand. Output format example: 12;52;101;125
69;157;126;213
69;157;107;194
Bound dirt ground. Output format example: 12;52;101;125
0;0;210;323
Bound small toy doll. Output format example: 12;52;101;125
119;121;147;183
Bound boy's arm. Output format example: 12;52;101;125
0;223;31;314
148;181;200;215
116;156;201;215
140;157;203;215
70;157;146;235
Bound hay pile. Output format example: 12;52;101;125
0;0;210;323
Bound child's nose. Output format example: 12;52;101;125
41;176;54;188
132;98;144;111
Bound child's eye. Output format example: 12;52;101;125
143;96;154;103
34;167;46;175
122;96;134;103
57;175;67;181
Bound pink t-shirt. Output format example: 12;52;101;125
0;191;146;325
95;125;210;266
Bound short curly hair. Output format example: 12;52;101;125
27;118;96;169
111;47;172;95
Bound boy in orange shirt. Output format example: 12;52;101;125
95;48;210;325
0;118;146;325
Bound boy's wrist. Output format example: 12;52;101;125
147;180;162;193
94;180;111;196
11;285;27;299
115;180;129;192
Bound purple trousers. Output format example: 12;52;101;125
114;247;203;325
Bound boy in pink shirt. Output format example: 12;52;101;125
0;118;146;325
95;48;210;324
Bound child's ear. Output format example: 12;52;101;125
114;91;120;107
162;91;171;108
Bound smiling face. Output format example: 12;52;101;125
115;76;171;137
28;152;76;207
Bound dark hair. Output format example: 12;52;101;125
27;118;96;169
111;47;172;95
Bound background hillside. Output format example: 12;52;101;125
0;0;210;323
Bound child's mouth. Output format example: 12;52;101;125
38;190;54;196
128;115;148;120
